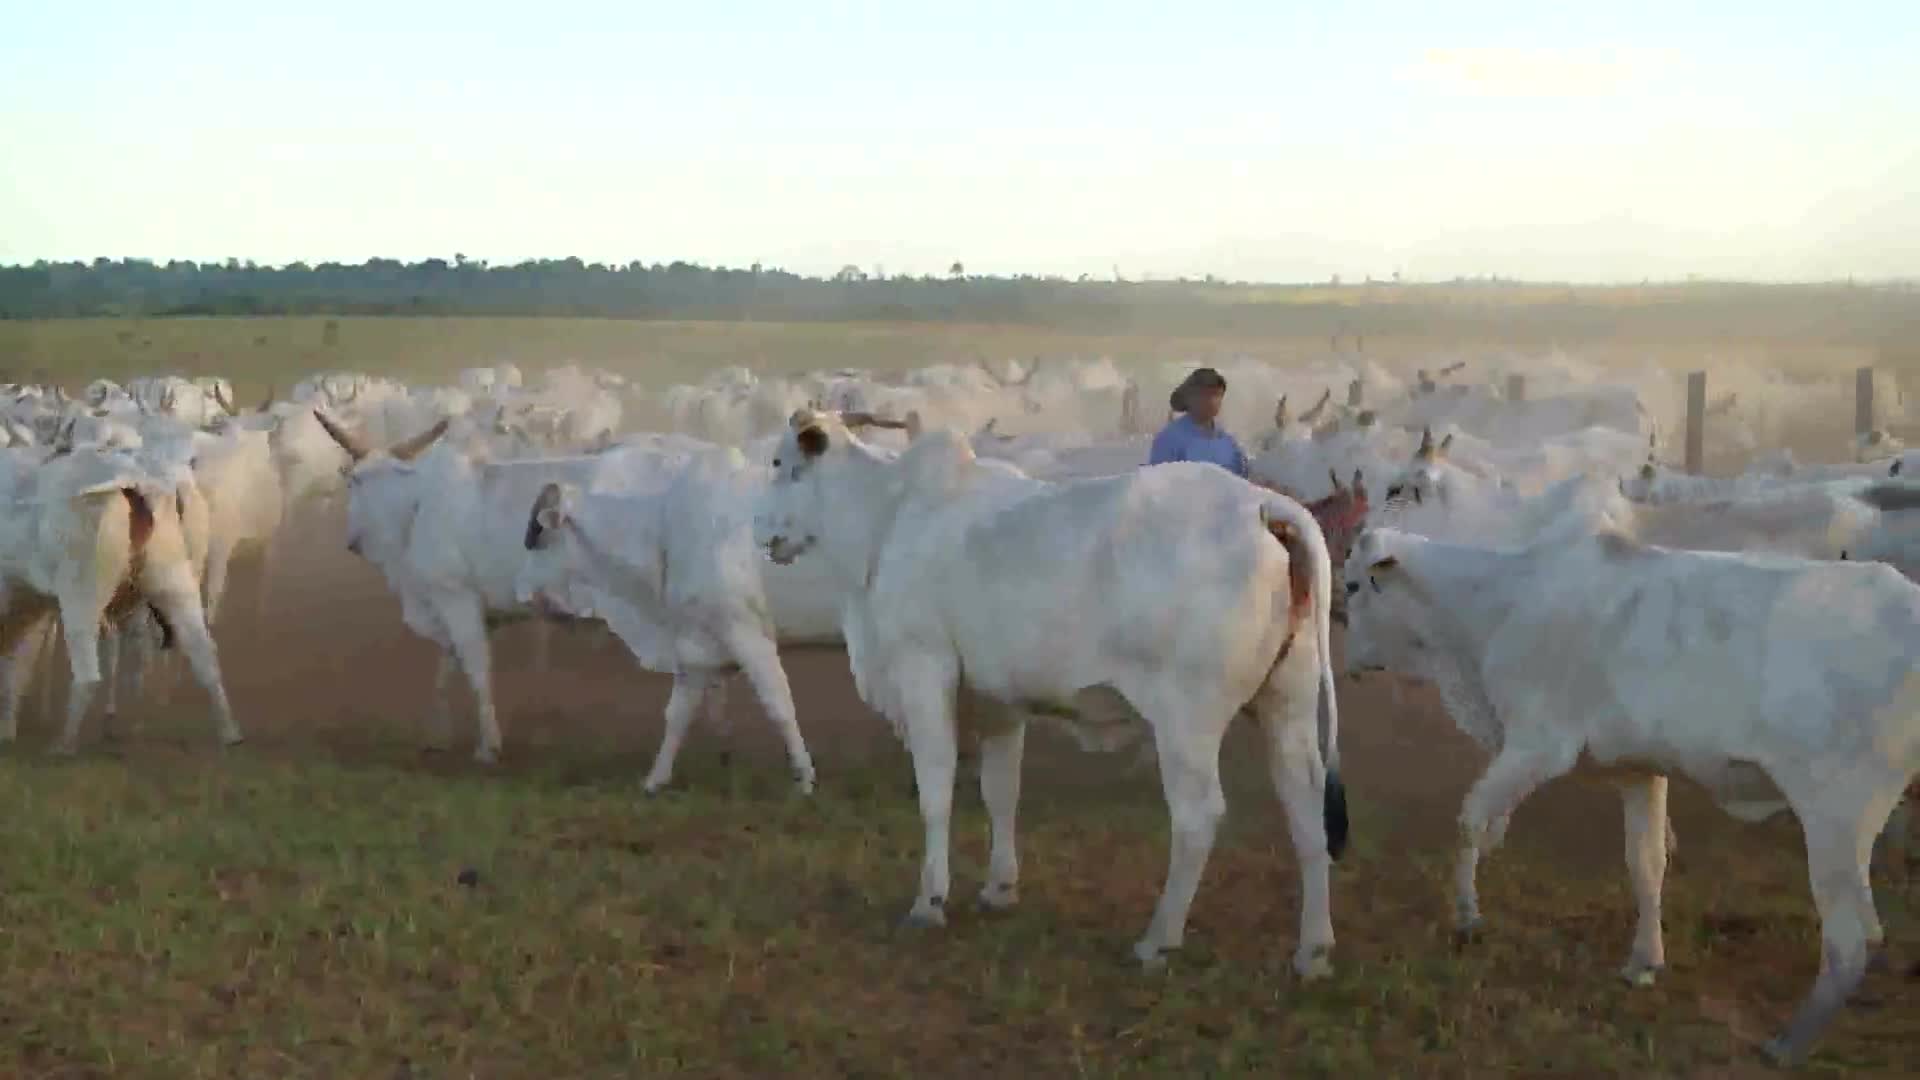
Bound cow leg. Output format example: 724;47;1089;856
202;540;234;626
1618;775;1669;986
976;713;1026;912
1260;679;1337;980
146;570;242;747
423;653;456;752
99;625;122;738
1764;813;1882;1067
0;611;55;743
897;658;961;930
35;619;59;728
253;536;278;624
1454;741;1575;937
437;595;501;764
51;607;108;757
702;676;734;769
1131;685;1233;968
643;670;714;795
725;628;816;795
124;613;156;709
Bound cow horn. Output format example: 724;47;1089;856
1328;467;1343;493
842;411;908;430
1273;395;1289;427
1301;388;1332;422
312;409;372;461
1416;426;1435;458
213;382;235;415
389;418;451;461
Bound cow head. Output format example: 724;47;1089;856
1618;456;1661;501
1308;468;1370;569
312;409;450;559
755;407;909;569
1339;528;1427;678
756;409;840;566
516;481;588;617
1381;426;1453;510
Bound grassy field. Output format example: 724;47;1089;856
0;315;1914;1076
1;313;1909;396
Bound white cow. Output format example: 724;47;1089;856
190;429;287;622
1251;412;1410;505
1342;522;1920;1067
313;410;673;763
0;446;239;753
752;410;1346;975
516;443;854;794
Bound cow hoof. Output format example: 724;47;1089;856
976;883;1018;912
1294;946;1334;981
899;901;946;930
1619;962;1662;988
1133;940;1174;971
48;741;79;759
1453;917;1486;946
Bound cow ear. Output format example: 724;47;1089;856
797;425;829;459
1351;468;1366;497
1369;555;1399;574
1437;433;1454;456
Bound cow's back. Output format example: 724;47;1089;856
869;461;1287;704
1482;539;1920;785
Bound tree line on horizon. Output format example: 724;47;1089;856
3;256;1916;346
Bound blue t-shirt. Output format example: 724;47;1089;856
1148;415;1249;477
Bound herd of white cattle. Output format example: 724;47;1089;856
3;352;1918;1066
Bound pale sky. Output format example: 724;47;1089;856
4;0;1917;282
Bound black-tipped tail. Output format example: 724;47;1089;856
1324;771;1349;862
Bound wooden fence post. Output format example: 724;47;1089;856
1506;374;1525;402
1856;366;1874;435
1685;371;1706;475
